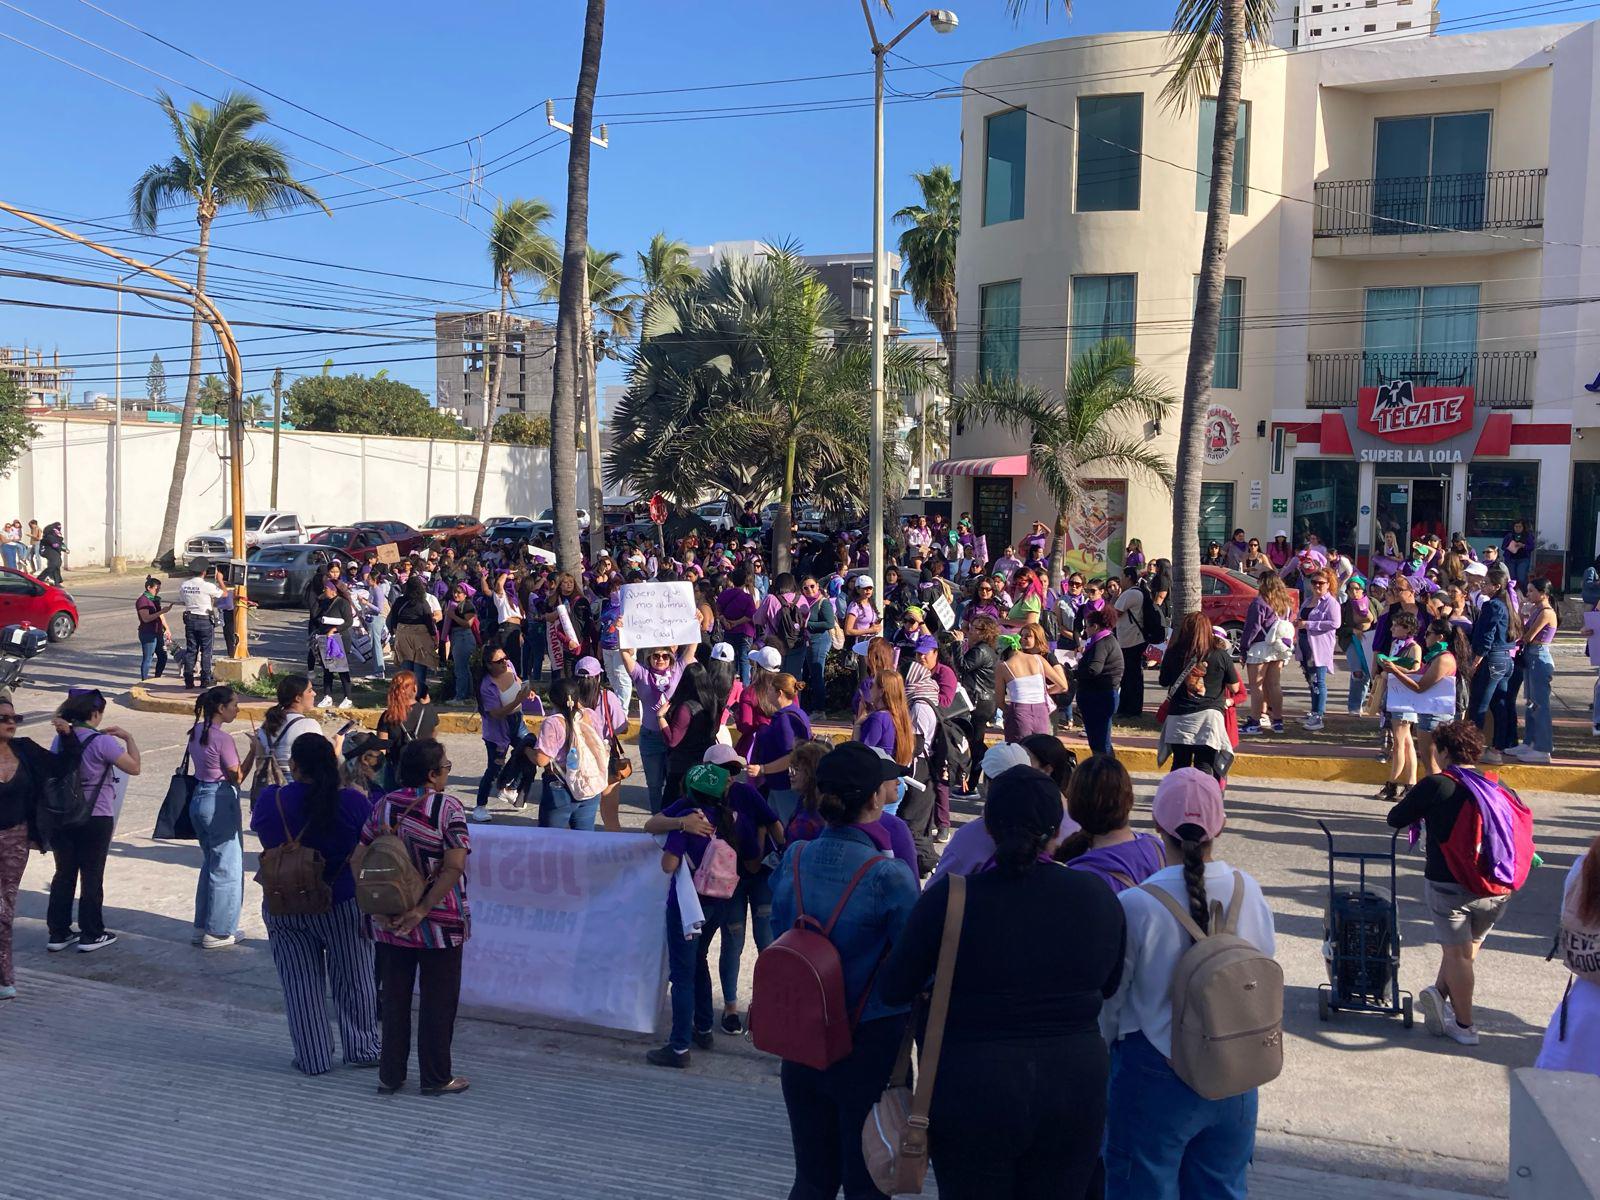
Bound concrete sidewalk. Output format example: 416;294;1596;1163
1;970;1484;1200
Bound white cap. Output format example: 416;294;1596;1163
1274;530;1288;538
709;642;735;662
854;574;873;589
748;645;783;671
981;742;1033;780
1464;560;1488;578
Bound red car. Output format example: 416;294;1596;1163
309;526;390;561
1143;565;1259;665
352;520;425;556
0;566;78;641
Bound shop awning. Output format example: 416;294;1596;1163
929;454;1030;477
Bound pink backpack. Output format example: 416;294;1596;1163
692;835;739;899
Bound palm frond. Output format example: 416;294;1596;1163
1159;0;1279;110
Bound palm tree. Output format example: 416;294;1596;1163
893;165;960;377
636;231;698;329
549;0;607;572
905;394;950;492
950;339;1176;586
575;246;636;555
471;198;559;519
131;90;328;567
1163;0;1276;616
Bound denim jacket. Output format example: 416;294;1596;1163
1469;597;1510;657
770;825;919;1024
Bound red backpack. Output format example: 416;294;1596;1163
749;843;886;1070
1439;770;1535;897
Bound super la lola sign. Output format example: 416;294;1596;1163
1351;379;1481;464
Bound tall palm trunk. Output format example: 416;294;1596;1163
1171;0;1245;618
471;289;510;518
549;0;605;573
1049;509;1069;589
582;294;607;562
154;212;212;566
774;437;797;577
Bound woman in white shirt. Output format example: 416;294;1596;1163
1100;768;1276;1200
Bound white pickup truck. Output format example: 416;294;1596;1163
183;510;306;565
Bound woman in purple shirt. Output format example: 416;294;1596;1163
187;686;257;949
746;673;812;824
1055;755;1164;892
251;733;380;1075
716;565;760;685
1296;568;1342;732
623;644;693;813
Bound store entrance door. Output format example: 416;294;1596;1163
1375;476;1448;552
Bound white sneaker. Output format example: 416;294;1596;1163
1480;748;1503;764
200;933;237;950
1300;715;1324;732
469;805;493;824
1418;985;1448;1036
1516;749;1551;764
1442;1019;1480;1046
317;695;334;709
496;787;519;807
337;698;355;710
1592;723;1600;737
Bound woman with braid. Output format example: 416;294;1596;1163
1100;769;1276;1198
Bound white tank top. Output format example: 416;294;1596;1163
1007;672;1048;705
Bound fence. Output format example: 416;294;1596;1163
1313;169;1547;237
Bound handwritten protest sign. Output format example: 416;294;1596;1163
374;543;400;564
930;595;956;631
618;581;700;649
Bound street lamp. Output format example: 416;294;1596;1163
115;245;198;573
860;4;957;599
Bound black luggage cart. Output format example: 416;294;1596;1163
1315;819;1413;1028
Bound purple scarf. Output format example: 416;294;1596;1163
1445;766;1522;888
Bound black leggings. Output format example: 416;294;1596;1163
321;670;352;702
929;1033;1109;1200
1169;743;1221;778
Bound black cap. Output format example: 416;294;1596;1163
341;731;381;760
983;766;1064;839
815;741;909;802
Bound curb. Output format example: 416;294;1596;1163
125;686;1596;793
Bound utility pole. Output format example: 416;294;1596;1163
270;367;283;508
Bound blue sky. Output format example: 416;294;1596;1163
0;0;1560;403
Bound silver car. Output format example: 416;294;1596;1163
245;543;338;607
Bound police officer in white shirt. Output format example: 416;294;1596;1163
178;564;224;688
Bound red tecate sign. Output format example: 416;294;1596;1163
1356;380;1475;444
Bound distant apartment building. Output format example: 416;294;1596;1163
0;347;72;407
1273;0;1440;47
684;241;906;339
433;311;556;431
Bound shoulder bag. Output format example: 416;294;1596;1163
603;693;632;784
153;733;198;840
862;872;967;1196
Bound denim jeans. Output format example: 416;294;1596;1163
138;631;167;681
0;543;18;570
1347;671;1369;714
781;1015;906;1200
183;613;215;686
1468;650;1511;732
804;633;832;718
189;779;243;938
524;624;547;682
717;870;774;1009
637;727;669;814
1104;1032;1256;1200
1079;688;1117;756
728;630;751;685
602;647;633;719
402;662;431;701
538;781;600;831
1498;654;1526;751
1522;645;1554;753
449;628;476;702
665;890;726;1052
1307;665;1328;717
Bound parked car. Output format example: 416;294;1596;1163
183;510;304;566
246;543;339;607
1141;565;1258;666
308;525;390;561
528;507;590;536
421;514;485;545
485;517;539;544
353;519;424;556
694;499;734;531
0;567;77;641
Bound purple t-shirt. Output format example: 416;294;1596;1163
250;782;375;905
630;658;685;734
662;781;779;867
858;710;898;758
186;722;240;784
54;727;123;818
861;814;919;878
752;704;811;792
716;587;758;638
1067;833;1167;894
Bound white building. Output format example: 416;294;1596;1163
1272;0;1440;49
433;311;556;431
940;20;1600;588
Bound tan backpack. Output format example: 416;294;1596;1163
254;789;333;917
1556;882;1600;987
354;794;428;917
1141;872;1284;1101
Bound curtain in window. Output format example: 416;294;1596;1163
1362;287;1419;384
1070;275;1137;367
1420;284;1480;385
979;281;1021;380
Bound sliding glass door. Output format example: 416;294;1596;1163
1373;112;1489;234
1362;285;1480;386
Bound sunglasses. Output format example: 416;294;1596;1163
0;713;19;725
487;657;508;667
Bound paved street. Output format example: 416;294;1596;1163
1;571;1590;1198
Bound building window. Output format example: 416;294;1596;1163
1311;4;1322;11
1396;20;1411;27
979;280;1021;380
1195;98;1250;215
1069;274;1137;367
1200;482;1235;550
1362;284;1480;385
1076;94;1143;212
983;108;1027;225
1292;460;1360;552
1465;462;1539;542
1194;277;1245;389
1310;27;1322;35
1363;23;1376;30
1374;111;1490;232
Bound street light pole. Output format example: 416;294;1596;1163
860;5;957;599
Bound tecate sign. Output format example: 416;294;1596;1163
1356;380;1475;445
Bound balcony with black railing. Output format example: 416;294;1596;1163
1313;169;1547;238
1306;350;1537;410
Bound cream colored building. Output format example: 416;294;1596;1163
940;20;1600;588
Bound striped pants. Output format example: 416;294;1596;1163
264;897;380;1075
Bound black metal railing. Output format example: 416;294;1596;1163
1306;350;1537;409
1314;169;1546;237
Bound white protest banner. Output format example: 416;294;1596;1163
930;594;956;630
618;580;700;649
461;827;668;1033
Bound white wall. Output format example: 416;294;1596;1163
0;417;588;566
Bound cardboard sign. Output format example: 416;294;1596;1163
375;542;400;564
618;581;700;650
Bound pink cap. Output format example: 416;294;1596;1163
702;743;746;768
1152;768;1226;841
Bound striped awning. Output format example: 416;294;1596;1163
929;454;1030;477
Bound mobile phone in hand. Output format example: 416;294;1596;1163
337;720;357;736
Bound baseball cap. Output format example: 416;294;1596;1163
685;763;731;801
981;742;1033;780
984;766;1066;840
748;645;783;671
1152;768;1226;842
574;656;603;677
340;731;381;760
1464;560;1488;578
913;634;939;655
815;741;909;802
1274;530;1287;538
709;641;735;663
854;574;873;589
703;743;747;769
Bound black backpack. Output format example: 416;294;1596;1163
770;596;805;653
41;728;115;841
1139;588;1167;645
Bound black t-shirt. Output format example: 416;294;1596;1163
1158;644;1239;717
880;862;1125;1043
1386;773;1468;884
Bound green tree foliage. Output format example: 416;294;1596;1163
0;375;40;478
285;374;470;440
493;412;551;445
146;353;167;408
